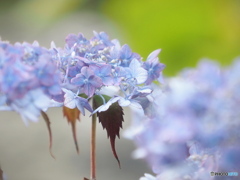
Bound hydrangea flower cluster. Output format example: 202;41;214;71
50;31;165;114
127;59;240;180
0;40;62;124
0;31;165;123
0;32;165;179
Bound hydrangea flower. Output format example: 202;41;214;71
0;40;62;124
51;31;165;114
71;66;103;97
143;49;165;85
127;59;240;179
62;88;93;115
0;31;165;123
0;31;165;179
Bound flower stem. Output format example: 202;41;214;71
90;112;97;180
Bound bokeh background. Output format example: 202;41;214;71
0;0;240;179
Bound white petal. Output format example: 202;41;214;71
133;148;147;159
20;114;29;126
141;173;157;180
49;100;64;107
32;41;39;46
92;96;120;114
129;59;147;84
32;91;51;110
147;49;161;61
62;89;77;109
100;97;120;111
50;41;57;49
21;105;40;123
135;69;148;84
98;86;120;97
64;98;76;109
118;97;131;106
137;88;152;94
0;106;12;111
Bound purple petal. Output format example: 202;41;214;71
102;76;114;86
99;64;112;74
147;49;161;61
84;83;96;97
121;44;132;59
71;74;86;86
65;34;78;48
76;96;93;115
88;75;103;88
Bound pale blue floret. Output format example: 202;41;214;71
143;49;165;85
90;64;114;86
63;88;93;115
118;44;140;67
71;66;103;97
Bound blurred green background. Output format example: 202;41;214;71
0;0;240;180
103;0;240;75
1;0;239;75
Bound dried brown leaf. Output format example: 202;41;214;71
41;111;55;159
63;106;81;154
0;166;3;180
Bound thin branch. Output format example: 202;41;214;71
90;112;97;180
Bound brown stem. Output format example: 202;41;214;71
90;113;97;180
